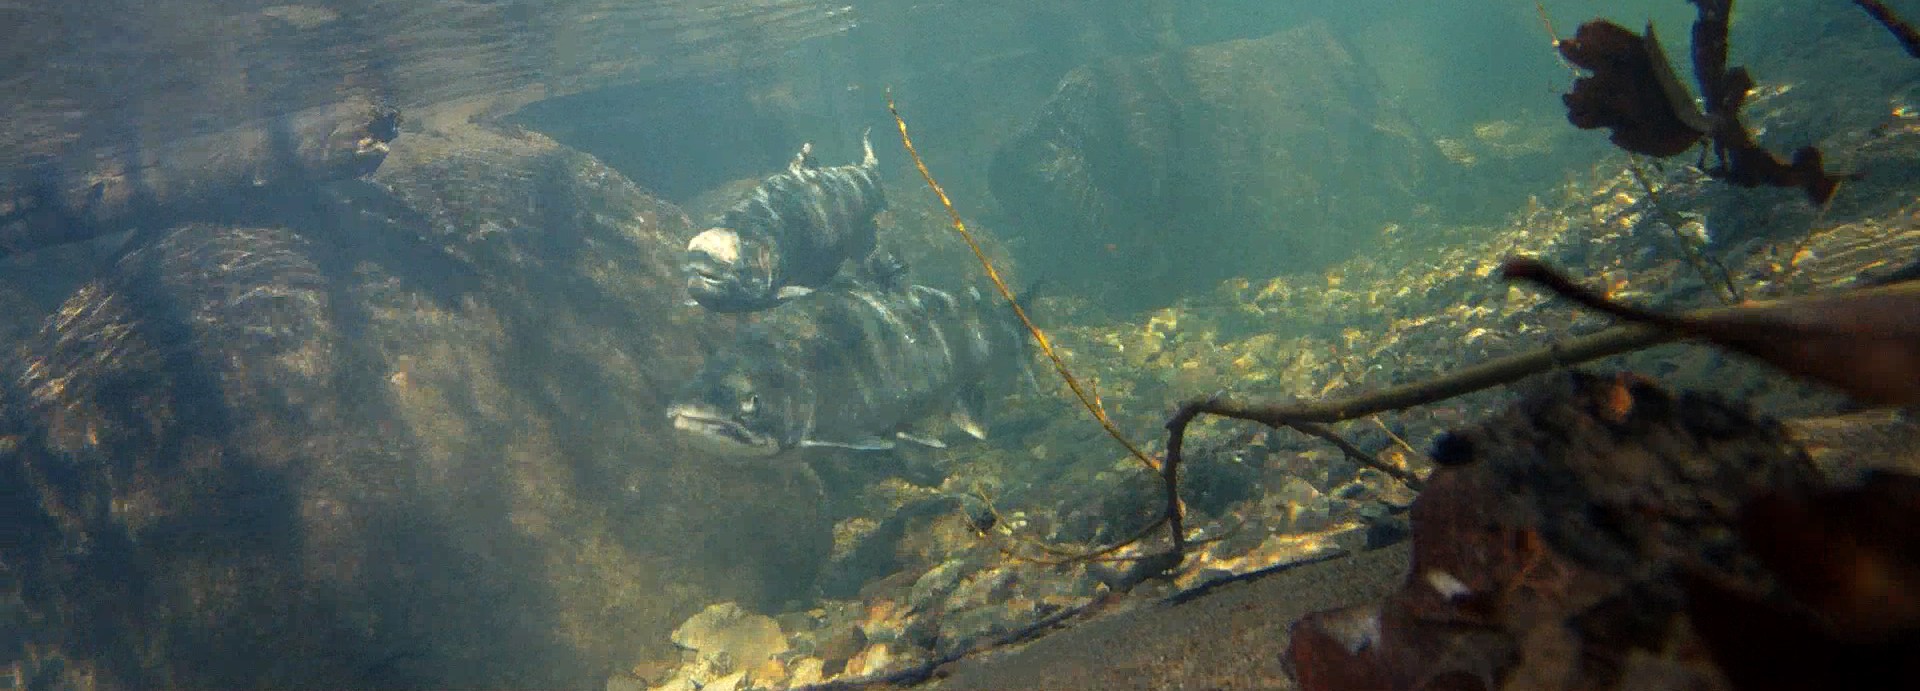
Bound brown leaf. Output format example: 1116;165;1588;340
1558;20;1708;158
1683;567;1920;690
1287;604;1396;691
1561;3;1854;204
1739;471;1920;640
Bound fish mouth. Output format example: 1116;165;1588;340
667;404;782;456
684;255;747;302
684;260;731;289
683;265;774;313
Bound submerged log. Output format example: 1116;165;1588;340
0;96;399;258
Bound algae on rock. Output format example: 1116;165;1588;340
4;120;834;690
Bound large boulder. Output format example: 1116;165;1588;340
3;122;834;689
989;21;1442;312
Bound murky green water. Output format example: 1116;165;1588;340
4;1;1917;689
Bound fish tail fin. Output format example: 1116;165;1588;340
861;127;877;167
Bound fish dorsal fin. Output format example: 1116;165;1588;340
951;387;988;440
790;141;819;172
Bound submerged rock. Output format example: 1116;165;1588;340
989;20;1441;312
0;97;399;259
3;120;833;689
670;602;789;680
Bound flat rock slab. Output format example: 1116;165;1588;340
928;543;1409;690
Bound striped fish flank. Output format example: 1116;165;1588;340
667;281;1030;456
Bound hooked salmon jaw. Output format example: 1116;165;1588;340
667;403;781;456
685;227;758;304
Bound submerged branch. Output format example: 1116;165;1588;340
1290;420;1424;490
887;92;1185;575
1853;0;1920;60
1169;253;1920;483
1175;324;1675;428
1626;158;1742;303
1161;303;1713;498
886;90;1161;475
1505;256;1920;406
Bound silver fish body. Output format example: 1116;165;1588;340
685;133;890;313
668;282;1029;456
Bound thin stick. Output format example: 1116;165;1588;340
1161;323;1676;497
1372;415;1426;466
887;91;1185;572
1292;420;1425;490
1537;2;1580;77
1501;257;1691;328
1536;2;1563;46
970;486;1173;564
886;90;1162;475
1164;255;1908;471
1177;324;1674;427
1853;0;1920;59
1625;158;1743;303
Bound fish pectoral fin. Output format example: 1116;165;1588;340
894;431;948;449
951;389;989;440
861;248;909;290
775;285;816;301
799;436;895;452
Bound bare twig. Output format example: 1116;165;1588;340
1853;0;1920;59
887;90;1161;475
1155;243;1905;508
1372;415;1427;466
888;92;1185;572
1625;157;1743;303
1291;421;1424;490
1173;325;1674;427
